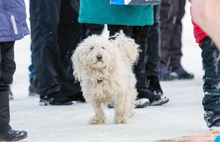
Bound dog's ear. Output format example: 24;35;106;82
71;45;84;82
113;31;140;64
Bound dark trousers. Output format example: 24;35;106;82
146;5;160;77
160;0;186;69
0;41;15;133
30;0;82;97
108;25;150;88
200;37;220;127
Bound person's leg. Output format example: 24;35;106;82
146;5;160;77
160;0;178;80
0;42;15;133
82;24;104;39
28;44;38;96
168;0;184;69
58;0;82;100
30;0;61;96
108;25;168;106
169;0;194;79
0;42;27;141
30;0;72;105
133;25;169;106
200;37;220;128
133;26;150;89
29;44;35;79
145;5;163;95
0;90;11;133
58;1;104;101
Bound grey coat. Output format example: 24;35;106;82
0;0;29;42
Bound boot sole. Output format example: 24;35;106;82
39;101;73;106
0;134;27;141
150;98;169;106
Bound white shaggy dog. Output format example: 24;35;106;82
71;32;139;125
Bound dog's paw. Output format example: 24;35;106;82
89;117;106;125
114;117;129;124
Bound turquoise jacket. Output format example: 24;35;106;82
78;0;154;26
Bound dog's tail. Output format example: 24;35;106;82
111;31;140;65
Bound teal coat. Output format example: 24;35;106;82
78;0;154;26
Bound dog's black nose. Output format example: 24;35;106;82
96;53;102;61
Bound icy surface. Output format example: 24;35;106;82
9;1;208;142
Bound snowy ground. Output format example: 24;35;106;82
9;1;211;142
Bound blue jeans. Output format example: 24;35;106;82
29;44;35;79
200;37;220;127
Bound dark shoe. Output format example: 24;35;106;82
0;129;27;141
68;92;86;103
9;87;13;100
137;88;169;106
147;76;163;95
209;120;220;131
150;96;169;106
135;98;150;108
29;77;39;96
39;92;73;106
171;67;194;79
159;68;176;81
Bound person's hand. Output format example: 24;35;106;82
191;0;220;49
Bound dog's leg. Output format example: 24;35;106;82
90;102;106;125
114;95;129;124
129;88;136;117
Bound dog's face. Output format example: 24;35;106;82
78;35;116;69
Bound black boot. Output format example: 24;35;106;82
67;92;85;103
0;129;27;141
39;92;73;106
147;76;163;95
137;88;169;106
171;67;194;79
160;68;176;81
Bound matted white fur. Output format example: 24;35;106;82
71;32;139;125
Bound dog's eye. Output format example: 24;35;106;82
90;47;94;51
102;47;105;49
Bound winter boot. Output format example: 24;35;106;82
135;98;150;108
67;92;85;103
171;67;194;79
160;68;176;81
39;92;73;106
137;88;169;106
209;120;220;131
147;76;163;96
0;129;27;141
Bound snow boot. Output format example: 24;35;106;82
137;88;169;106
0;129;27;141
171;67;194;79
147;76;163;96
39;92;73;106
